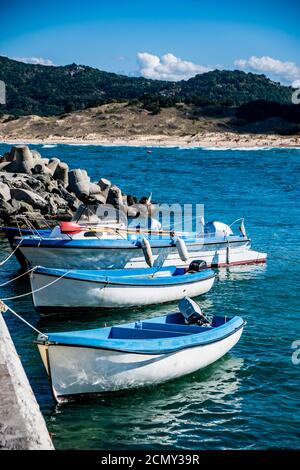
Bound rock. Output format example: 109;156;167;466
35;174;53;186
46;180;59;193
31;150;42;161
53;162;69;187
18;201;34;213
89;183;102;195
55;184;79;211
47;158;60;175
97;178;111;202
32;162;52;175
0;162;11;171
51;193;69;209
127;206;139;217
0;200;17;220
2;148;16;162
0;172;29;187
91;193;106;204
10;188;48;210
127;195;138;206
56;207;74;220
44;195;58;215
68;169;90;197
0;182;11;202
7;146;34;174
97;178;111;192
25;177;45;192
10;199;21;212
106;185;123;207
0;144;142;228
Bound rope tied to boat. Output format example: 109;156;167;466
0;238;23;266
0;269;73;301
0;266;37;288
0;300;47;338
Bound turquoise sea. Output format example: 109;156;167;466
0;143;299;450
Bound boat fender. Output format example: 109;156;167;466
141;236;154;267
176;238;189;262
188;260;207;272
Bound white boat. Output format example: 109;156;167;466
16;218;266;270
30;262;216;314
35;297;246;402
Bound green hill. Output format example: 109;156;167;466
0;56;293;117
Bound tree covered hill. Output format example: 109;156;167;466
0;55;294;117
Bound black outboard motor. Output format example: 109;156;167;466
178;297;211;326
188;260;207;272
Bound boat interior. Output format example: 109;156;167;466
42;313;230;346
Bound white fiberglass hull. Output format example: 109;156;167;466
21;241;266;270
38;327;243;401
31;272;215;311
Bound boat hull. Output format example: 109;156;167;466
1;227;50;267
31;271;215;311
38;326;243;402
20;240;266;270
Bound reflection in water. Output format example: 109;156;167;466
49;356;244;450
216;264;267;282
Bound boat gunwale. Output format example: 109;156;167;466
36;318;246;355
16;236;250;249
31;267;216;287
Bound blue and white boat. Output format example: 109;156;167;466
36;297;246;402
1;226;51;266
15;219;266;270
30;262;216;313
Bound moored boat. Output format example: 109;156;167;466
36;297;246;402
16;220;266;269
0;226;51;266
30;262;216;313
4;204;266;269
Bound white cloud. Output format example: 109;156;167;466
137;52;212;81
234;55;300;87
12;56;55;66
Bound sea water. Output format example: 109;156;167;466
0;143;299;450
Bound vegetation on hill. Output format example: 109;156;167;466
237;100;300;123
0;56;294;117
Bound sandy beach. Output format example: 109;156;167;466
1;132;300;149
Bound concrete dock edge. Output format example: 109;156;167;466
0;313;54;450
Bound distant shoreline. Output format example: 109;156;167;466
1;132;300;149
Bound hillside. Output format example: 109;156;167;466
0;56;293;117
1;102;299;148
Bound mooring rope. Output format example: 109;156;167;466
0;267;37;288
0;269;72;301
0;300;47;338
0;239;23;266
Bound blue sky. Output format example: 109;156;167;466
1;0;300;85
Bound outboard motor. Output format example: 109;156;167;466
188;260;207;272
178;297;211;326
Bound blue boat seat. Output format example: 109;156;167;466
109;327;187;340
173;267;187;276
141;322;211;334
211;316;228;327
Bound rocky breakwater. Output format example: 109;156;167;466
0;145;139;228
